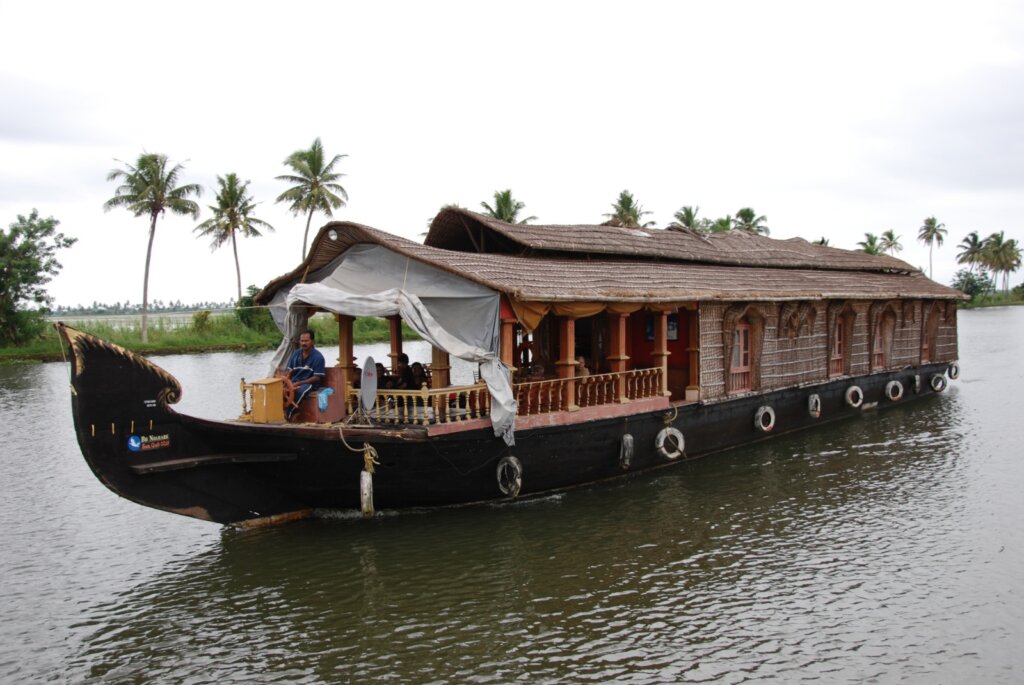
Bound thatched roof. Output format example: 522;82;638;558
425;207;918;274
256;218;964;305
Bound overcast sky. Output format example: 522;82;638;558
2;0;1023;307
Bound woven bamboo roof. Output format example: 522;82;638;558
425;207;918;273
256;219;964;305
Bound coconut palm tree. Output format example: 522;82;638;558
104;153;201;342
733;207;770;235
604;190;655;228
858;233;883;255
194;173;275;302
982;231;1022;294
480;189;536;224
917;216;947;279
276;137;348;259
709;215;733;233
879;229;903;256
669;205;702;232
956;231;986;274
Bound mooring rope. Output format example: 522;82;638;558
338;426;380;473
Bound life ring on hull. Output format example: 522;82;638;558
947;362;960;380
496;456;522;497
845;385;864;408
808;394;822;419
655;427;685;460
620;433;634;470
754;405;776;432
885;380;904;402
930;374;948;393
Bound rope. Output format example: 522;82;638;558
338;427;380;473
663;404;679;425
401;256;411;292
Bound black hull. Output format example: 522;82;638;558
59;325;957;526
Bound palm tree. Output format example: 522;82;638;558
709;215;733;233
858;232;883;255
604;190;655;228
733;207;770;235
917;216;947;279
982;231;1022;294
194;173;275;302
669;205;702;232
276;137;348;259
480;189;536;224
104;153;201;342
879;229;903;256
956;231;985;274
812;237;830;246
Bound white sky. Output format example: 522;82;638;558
2;0;1023;307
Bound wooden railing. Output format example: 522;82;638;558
345;367;665;425
346;383;490;426
518;367;664;415
623;367;663;400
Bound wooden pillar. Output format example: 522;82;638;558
685;307;700;402
555;316;578;411
387;315;403;372
500;318;517;372
430;345;451;388
608;312;630;403
336;314;355;416
651;310;671;397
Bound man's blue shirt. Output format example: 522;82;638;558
287;347;326;387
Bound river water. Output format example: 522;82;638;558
1;310;1021;683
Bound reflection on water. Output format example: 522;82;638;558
2;311;1024;682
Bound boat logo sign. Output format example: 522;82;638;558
127;433;171;452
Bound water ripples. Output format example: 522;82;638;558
3;310;1024;682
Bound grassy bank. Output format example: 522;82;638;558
0;313;420;364
959;292;1024;309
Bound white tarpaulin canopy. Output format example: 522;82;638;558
268;245;516;444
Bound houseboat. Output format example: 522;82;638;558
58;207;963;526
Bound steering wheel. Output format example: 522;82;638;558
276;373;298;413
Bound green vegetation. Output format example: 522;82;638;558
0;313;421;363
104;153;202;343
275;137;348;260
195;173;274;302
480;189;536;224
917;216;947;279
879;229;902;256
669;205;701;232
604;190;655;228
734;207;770;235
0;210;76;345
858;232;882;255
952;230;1022;300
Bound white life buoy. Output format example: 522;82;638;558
947;362;960;380
845;385;864;408
655;427;685;460
496;455;522;497
754;405;776;432
885;380;904;402
930;374;948;393
620;433;634;470
808;394;822;419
